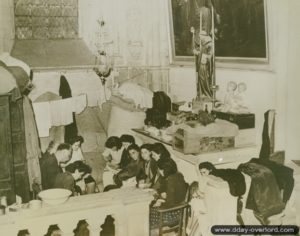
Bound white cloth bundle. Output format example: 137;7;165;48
118;82;153;109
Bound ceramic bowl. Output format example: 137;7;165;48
29;199;42;210
38;188;72;205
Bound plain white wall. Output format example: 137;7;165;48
285;0;300;161
0;0;14;54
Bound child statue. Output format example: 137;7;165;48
215;81;250;113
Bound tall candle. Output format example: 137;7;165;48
211;5;216;86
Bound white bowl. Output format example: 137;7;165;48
29;199;42;210
38;188;72;205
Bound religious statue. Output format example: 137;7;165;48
192;29;213;99
190;0;216;101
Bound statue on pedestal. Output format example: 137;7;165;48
190;0;217;102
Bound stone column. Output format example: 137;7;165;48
86;216;105;236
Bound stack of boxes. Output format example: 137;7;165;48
211;111;256;148
172;110;256;154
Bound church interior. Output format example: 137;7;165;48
0;0;300;235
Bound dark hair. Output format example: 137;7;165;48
198;162;216;173
46;140;57;153
65;161;91;174
151;142;171;161
56;143;72;151
68;135;84;145
120;134;135;144
105;136;122;150
127;143;140;153
103;184;119;192
189;181;199;201
140;143;153;152
157;159;177;178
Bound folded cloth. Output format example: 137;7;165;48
118;82;153;109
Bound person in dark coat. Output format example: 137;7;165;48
145;91;172;129
150;160;188;229
156;160;188;208
40;143;72;190
199;161;246;197
238;161;285;224
248;158;294;204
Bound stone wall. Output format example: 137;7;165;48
14;0;78;39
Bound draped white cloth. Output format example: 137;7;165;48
32;94;87;137
29;70;110;107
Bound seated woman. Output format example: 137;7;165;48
119;134;135;169
186;162;243;236
150;160;188;230
198;162;227;190
53;161;91;195
150;142;173;164
66;135;85;164
64;135;89;192
138;144;162;191
199;161;246;197
113;144;145;187
102;136;124;187
102;136;124;169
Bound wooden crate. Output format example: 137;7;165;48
172;128;235;154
